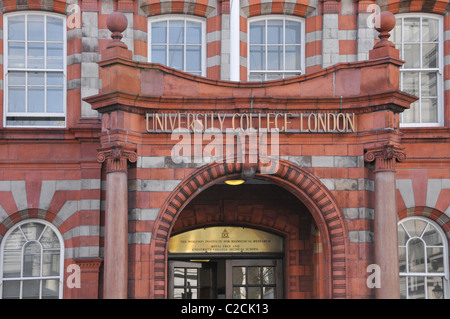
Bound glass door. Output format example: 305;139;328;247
226;259;283;299
168;261;216;299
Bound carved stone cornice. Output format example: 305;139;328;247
97;146;137;173
364;141;406;172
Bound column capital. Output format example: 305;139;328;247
97;145;137;173
364;141;406;172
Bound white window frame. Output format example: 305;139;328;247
247;15;305;81
3;11;67;128
394;13;444;127
398;216;449;299
148;15;206;76
0;219;65;299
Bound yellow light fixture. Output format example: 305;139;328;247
224;179;245;186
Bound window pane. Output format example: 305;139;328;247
169;20;184;44
403;44;420;68
22;223;45;241
408;276;425;299
404;18;420;43
250;46;265;70
404;219;427;237
421;72;437;97
47;17;63;42
422;18;438;42
186;21;201;44
28;15;44;41
233;287;246;299
4;228;26;250
28;42;45;69
263;286;275;299
400;276;407;299
152;45;167;65
2;280;21;299
22;280;40;299
42;279;59;299
2;251;22;278
402;72;419;96
421;98;438;123
29;72;45;85
268;46;283;70
8;86;26;112
399;247;407;272
408;238;425;273
8;15;25;41
286;46;301;70
186;268;198;287
233;267;246;285
152;21;167;44
250;21;265;44
398;224;409;246
248;287;261;299
168;45;183;70
262;267;275;285
285;21;301;44
391;23;401;44
427;247;444;273
423;43;438;68
40;225;60;249
42;250;60;276
47;43;64;69
8;42;25;68
427;277;444;299
28;86;45;113
402;101;419;123
186;46;201;72
8;72;26;85
174;268;185;286
47;87;64;113
173;288;184;299
267;20;283;44
23;242;41;277
247;267;260;285
422;223;442;245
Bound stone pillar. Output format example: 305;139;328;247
97;146;137;299
365;142;405;299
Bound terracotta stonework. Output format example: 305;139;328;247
0;1;449;300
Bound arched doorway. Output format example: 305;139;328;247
150;158;349;299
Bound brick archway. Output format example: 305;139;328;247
150;157;349;299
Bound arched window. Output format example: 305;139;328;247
248;15;305;81
0;220;64;299
148;15;206;76
398;217;448;299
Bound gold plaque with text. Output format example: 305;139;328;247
168;227;283;254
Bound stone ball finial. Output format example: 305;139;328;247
373;11;396;49
375;11;396;34
106;12;128;49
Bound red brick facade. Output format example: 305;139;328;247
0;0;449;300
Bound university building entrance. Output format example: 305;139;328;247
168;226;284;299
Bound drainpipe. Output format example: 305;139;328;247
230;0;240;81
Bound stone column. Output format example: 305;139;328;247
365;142;405;299
97;146;137;299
